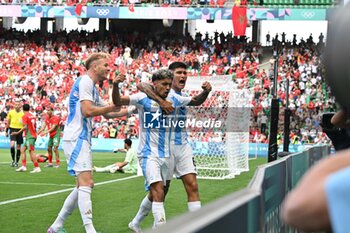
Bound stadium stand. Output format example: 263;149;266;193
0;27;335;146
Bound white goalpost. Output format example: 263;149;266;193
184;75;252;179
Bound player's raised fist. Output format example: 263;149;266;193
202;81;212;93
113;74;126;84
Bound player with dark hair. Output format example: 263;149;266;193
129;61;211;232
94;138;138;174
113;68;197;230
14;104;41;173
38;105;62;168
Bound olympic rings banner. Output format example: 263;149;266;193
0;5;328;20
86;6;118;18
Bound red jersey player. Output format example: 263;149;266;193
38;105;61;168
13;104;41;173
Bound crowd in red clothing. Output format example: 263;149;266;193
0;28;335;145
249;38;335;145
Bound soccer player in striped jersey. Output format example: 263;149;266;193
13;104;41;173
129;62;211;232
47;52;129;233
112;69;191;230
37;105;61;168
166;62;211;211
113;68;211;232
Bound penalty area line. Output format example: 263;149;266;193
0;175;138;206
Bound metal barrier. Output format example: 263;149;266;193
149;145;329;233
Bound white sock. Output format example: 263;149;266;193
188;201;201;212
51;188;79;230
152;202;166;229
78;186;96;233
95;165;114;172
132;195;152;226
84;223;97;233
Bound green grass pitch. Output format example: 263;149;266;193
0;149;266;233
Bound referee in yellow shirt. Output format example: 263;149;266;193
6;100;24;167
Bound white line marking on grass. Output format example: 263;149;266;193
0;175;138;206
0;181;75;187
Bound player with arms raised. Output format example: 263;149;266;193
112;69;196;230
128;62;211;232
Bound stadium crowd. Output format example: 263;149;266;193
0;27;335;146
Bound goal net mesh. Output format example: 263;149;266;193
184;75;251;179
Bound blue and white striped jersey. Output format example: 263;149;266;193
63;75;105;144
168;89;189;145
130;92;191;158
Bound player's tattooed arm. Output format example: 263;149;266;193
137;83;174;114
112;74;130;106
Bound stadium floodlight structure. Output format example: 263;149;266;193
184;75;251;179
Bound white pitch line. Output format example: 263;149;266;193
0;181;75;187
0;175;138;206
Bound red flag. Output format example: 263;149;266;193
128;4;135;12
232;6;247;37
75;4;83;16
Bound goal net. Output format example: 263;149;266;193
184;75;251;179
